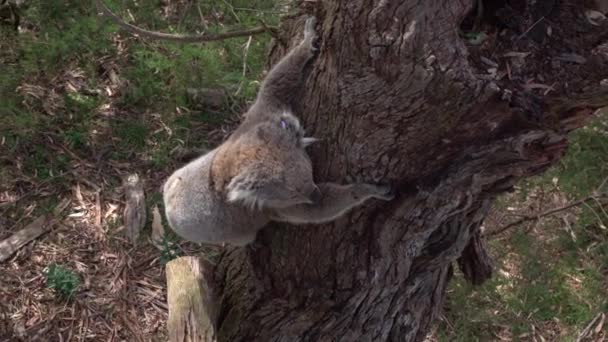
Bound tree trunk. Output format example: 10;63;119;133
209;1;608;341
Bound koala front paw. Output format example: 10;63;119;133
304;16;317;36
303;16;318;48
356;183;395;201
372;184;395;201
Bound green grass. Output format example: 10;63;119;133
113;118;149;149
0;0;275;190
549;115;608;196
0;5;278;325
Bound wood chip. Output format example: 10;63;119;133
53;198;72;216
554;53;587;64
503;52;531;59
481;56;499;68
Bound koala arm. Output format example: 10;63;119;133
249;16;318;115
269;182;394;225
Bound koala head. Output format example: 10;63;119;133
269;111;318;149
225;113;321;210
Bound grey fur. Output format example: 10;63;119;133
163;16;394;246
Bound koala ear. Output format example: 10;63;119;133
226;181;257;207
301;137;319;147
226;173;287;210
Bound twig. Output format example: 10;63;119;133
486;193;608;237
220;0;241;23
516;16;545;41
234;35;253;96
176;0;194;32
576;312;603;342
583;201;606;227
95;0;273;43
232;7;286;15
195;0;209;30
592;196;608;221
596;175;608;192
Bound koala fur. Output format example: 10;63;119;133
163;17;394;246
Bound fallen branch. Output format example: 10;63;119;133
486;193;608;237
234;35;253;96
0;215;51;262
95;0;274;43
0;198;70;262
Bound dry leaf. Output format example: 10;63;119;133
595;313;605;334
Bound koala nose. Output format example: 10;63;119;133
309;185;322;204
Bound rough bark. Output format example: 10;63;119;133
207;1;608;341
166;256;218;342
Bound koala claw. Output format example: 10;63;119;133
305;16;317;32
373;184;395;201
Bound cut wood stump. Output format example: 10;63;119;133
166;256;218;342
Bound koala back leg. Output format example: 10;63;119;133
270;182;394;225
250;16;318;114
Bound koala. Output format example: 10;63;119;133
163;16;394;246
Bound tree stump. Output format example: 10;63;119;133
166;256;218;342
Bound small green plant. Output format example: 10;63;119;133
64;127;88;148
159;235;181;265
45;263;80;298
462;31;488;45
114;118;149;149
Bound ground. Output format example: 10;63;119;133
0;1;607;341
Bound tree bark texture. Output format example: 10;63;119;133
211;1;608;341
